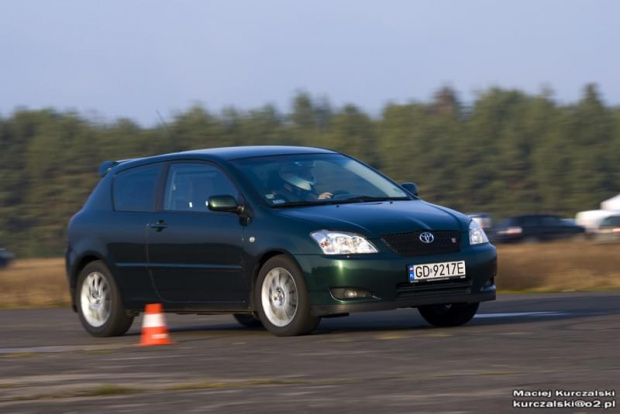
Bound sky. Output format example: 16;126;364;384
1;0;618;125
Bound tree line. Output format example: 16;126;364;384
1;84;619;257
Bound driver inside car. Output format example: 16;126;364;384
276;160;333;202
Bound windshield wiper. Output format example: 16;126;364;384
271;200;334;208
272;196;409;208
336;196;408;204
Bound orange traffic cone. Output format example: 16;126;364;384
139;303;174;346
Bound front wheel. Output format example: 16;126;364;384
76;261;134;337
255;256;320;336
418;302;479;327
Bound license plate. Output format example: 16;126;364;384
408;260;466;282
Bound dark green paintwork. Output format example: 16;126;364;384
66;146;496;316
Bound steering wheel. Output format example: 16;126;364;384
330;190;351;200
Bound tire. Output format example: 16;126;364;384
76;261;134;337
418;302;479;327
254;256;320;336
233;313;263;328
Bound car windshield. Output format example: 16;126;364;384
232;153;410;207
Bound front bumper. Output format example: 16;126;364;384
295;243;497;317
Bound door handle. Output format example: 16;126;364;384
149;220;167;231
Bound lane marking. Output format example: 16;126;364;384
474;312;567;319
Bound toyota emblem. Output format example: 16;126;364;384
419;232;434;244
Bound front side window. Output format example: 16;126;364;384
232;153;409;206
602;216;620;227
164;163;239;212
113;164;162;212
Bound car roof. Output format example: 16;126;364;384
101;146;336;176
178;145;335;160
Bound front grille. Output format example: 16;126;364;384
396;279;472;299
381;230;461;256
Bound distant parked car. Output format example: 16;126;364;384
495;214;585;243
594;215;620;243
467;213;495;241
0;248;15;268
467;213;493;230
575;209;620;236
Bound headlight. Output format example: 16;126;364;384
310;230;378;255
469;220;489;245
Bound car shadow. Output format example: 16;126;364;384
125;307;618;338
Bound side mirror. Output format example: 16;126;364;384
401;182;418;197
208;195;243;214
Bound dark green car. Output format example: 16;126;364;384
66;146;496;337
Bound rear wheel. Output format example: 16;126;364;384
255;256;320;336
233;313;263;328
418;302;479;327
76;261;134;337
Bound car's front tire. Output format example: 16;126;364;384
76;261;134;337
255;256;320;336
418;302;479;327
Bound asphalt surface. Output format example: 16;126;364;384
0;292;619;413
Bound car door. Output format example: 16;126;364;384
520;216;538;240
540;215;565;240
107;163;163;301
147;162;247;303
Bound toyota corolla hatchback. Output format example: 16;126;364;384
66;146;496;337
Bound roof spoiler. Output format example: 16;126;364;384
98;159;136;177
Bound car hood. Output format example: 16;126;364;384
275;200;468;238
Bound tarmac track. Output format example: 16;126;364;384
0;292;619;413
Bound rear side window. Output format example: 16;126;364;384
499;218;516;227
113;164;162;212
521;216;539;227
